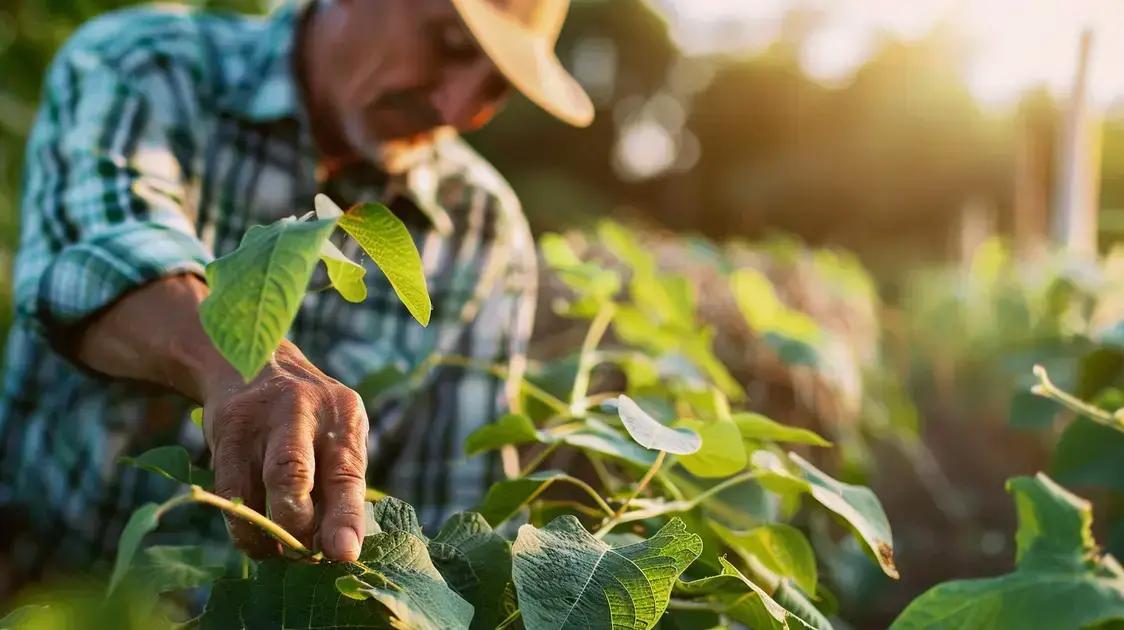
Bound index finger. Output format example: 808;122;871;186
315;390;369;561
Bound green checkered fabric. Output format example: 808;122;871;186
0;2;536;581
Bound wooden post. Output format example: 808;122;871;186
1053;30;1102;259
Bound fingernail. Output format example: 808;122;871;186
334;527;361;560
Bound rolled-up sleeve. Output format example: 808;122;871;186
15;48;211;335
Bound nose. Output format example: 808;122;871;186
432;59;509;131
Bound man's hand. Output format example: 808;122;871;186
201;340;368;560
75;274;369;561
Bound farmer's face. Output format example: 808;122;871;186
320;0;510;151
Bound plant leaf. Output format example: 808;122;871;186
1008;473;1095;572
369;496;427;541
789;453;897;579
733;413;831;447
616;395;702;455
429;512;512;629
464;413;542;456
892;473;1124;629
337;202;431;327
556;419;660;467
711;522;817;595
120;445;212;490
200;218;337;381
675;419;746;478
203;533;471;629
476;470;576;526
890;572;1124;630
1051;417;1124;492
128;545;226;595
320;239;367;303
677;556;813;630
109;503;162;594
512;516;701;630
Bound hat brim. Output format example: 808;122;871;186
451;0;595;128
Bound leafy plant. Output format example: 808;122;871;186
1;217;899;629
892;474;1124;629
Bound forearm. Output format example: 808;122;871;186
75;274;237;403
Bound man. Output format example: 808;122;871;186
0;0;593;588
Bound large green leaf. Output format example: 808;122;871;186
891;573;1124;630
108;503;162;594
429;512;512;629
617;395;702;455
200;218;337;381
677;557;815;630
464;413;542;456
711;522;817;595
789;453;897;579
120;445;213;490
337;202;432;327
202;521;471;629
732;413;831;447
675;419;746;478
512;516;701;630
892;474;1124;630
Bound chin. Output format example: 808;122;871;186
344;115;456;174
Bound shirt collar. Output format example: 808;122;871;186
218;1;310;122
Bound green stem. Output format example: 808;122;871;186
596;450;666;538
187;486;314;556
556;476;615;519
495;608;522;630
1032;364;1124;430
586;453;621;494
691;470;766;505
570;304;616;415
519;443;559;476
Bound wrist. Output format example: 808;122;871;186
152;276;241;402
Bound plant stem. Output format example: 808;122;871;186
690;470;765;505
617;451;666;517
1031;364;1124;430
495;608;522;630
556;476;615;518
519;443;559;476
666;598;715;611
187;485;313;556
596;450;666;538
586;453;620;494
570;304;616;415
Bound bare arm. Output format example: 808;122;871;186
77;274;368;561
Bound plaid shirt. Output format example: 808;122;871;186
0;2;536;579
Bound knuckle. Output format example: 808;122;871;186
264;449;314;493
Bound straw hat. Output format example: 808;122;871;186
450;0;595;127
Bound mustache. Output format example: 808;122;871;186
368;91;444;130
